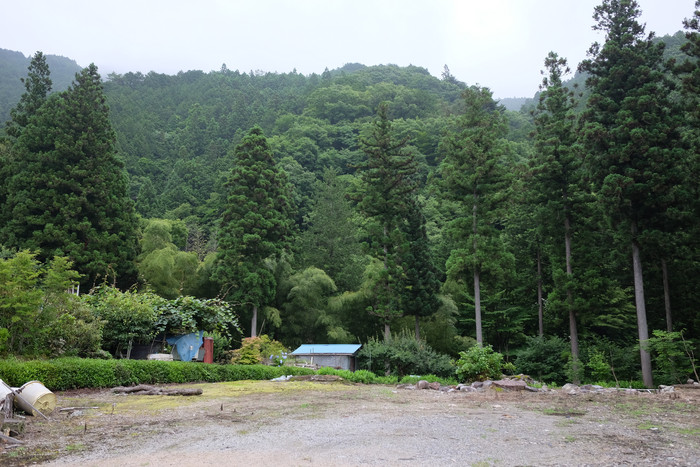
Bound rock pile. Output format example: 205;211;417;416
402;376;691;395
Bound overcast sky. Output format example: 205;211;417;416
1;0;694;98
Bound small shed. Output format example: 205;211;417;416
291;344;362;371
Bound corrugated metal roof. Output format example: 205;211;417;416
291;344;361;355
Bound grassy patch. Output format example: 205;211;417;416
542;407;587;416
614;403;650;417
88;380;360;415
65;443;86;452
637;421;661;430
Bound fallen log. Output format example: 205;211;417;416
59;407;99;412
0;432;24;444
112;385;202;396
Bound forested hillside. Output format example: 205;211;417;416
1;1;698;388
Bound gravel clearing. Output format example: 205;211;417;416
3;380;699;466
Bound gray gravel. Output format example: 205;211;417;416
34;382;700;466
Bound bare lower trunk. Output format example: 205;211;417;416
251;304;258;338
631;222;653;388
662;258;672;332
537;247;544;337
383;224;392;343
473;198;483;346
474;267;483;346
565;216;579;383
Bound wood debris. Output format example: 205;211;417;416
112;385;203;396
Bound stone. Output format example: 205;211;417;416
492;379;527;391
416;380;430;390
659;385;675;393
428;382;441;390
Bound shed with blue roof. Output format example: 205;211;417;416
291;344;362;371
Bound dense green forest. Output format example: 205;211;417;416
0;1;698;387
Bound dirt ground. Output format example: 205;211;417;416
2;379;699;466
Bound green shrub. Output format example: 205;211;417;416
230;335;288;365
83;286;163;356
586;350;612;382
357;331;455;378
514;336;569;385
455;344;506;383
643;330;698;385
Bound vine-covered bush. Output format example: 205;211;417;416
357;331;455;378
155;296;241;340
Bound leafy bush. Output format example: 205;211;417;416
455;344;506;383
357;331;455;378
45;301;104;358
586;350;612;382
643;330;698;385
229;335;288;365
514;336;569;385
83;286;163;356
155;296;241;340
0;252;91;357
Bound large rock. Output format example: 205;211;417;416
492;379;527;391
416;380;430;390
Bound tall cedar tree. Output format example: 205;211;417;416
1;64;139;288
399;196;442;340
216;127;295;337
297;167;365;292
531;52;583;379
5;51;52;140
1;52;53;236
356;102;418;341
579;0;684;387
669;1;700;334
440;86;510;346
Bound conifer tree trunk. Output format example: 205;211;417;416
631;222;653;388
662;258;672;332
565;215;580;383
537;247;544;337
474;267;483;346
473;198;483;346
251;305;258;338
382;224;392;341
